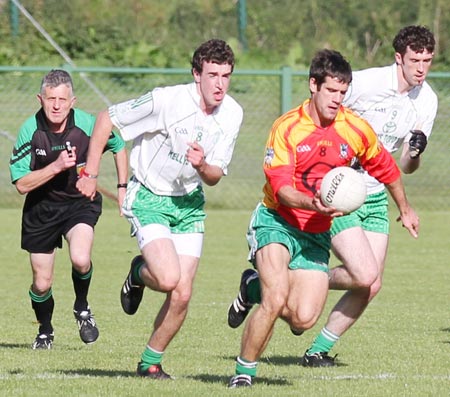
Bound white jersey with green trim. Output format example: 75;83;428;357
344;63;438;194
109;82;243;196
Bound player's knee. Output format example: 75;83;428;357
291;308;321;330
171;287;192;308
261;290;288;317
141;261;181;292
351;264;379;289
70;255;91;273
155;275;179;292
32;281;52;296
353;274;375;289
367;278;382;300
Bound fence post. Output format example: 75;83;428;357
237;0;248;52
10;0;20;38
280;66;292;114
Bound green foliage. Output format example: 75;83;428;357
1;0;449;69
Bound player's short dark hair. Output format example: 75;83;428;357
309;49;352;88
393;25;435;56
40;69;74;95
191;39;235;74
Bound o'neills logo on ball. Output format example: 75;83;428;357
324;172;344;204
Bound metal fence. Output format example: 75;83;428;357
1;66;449;211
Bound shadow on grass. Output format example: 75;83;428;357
61;369;135;378
440;327;450;343
0;342;31;349
0;342;102;351
187;374;291;386
5;368;135;378
223;354;297;366
260;355;301;366
223;354;348;367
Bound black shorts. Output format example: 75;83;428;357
21;195;102;253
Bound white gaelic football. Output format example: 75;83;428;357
320;166;367;213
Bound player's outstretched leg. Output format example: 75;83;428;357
120;255;145;315
227;269;258;328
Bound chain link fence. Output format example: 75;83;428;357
1;67;449;211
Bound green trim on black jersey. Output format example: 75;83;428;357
9;108;125;184
74;108;125;153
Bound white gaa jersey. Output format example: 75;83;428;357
109;82;243;196
344;63;438;194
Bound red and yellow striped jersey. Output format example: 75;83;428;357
262;99;400;233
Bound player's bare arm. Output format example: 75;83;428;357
77;110;114;199
277;185;343;217
113;148;128;216
385;177;419;238
15;146;77;195
186;141;223;186
399;140;422;174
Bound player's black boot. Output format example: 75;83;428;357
136;362;172;379
120;255;145;315
228;374;252;388
301;350;336;367
227;269;257;328
31;332;54;349
73;307;99;344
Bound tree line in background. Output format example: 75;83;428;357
1;0;449;70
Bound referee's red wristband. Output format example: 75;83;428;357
79;168;98;179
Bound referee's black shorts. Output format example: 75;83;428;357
21;195;102;253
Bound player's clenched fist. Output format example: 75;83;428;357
409;130;427;158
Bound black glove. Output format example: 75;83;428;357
408;130;427;158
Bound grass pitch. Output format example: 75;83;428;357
1;208;449;396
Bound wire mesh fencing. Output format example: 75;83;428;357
1;67;449;211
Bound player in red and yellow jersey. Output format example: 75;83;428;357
262;101;399;233
302;25;437;368
228;49;419;388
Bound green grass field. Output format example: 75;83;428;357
1;208;449;396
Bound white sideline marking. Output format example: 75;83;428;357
2;372;450;381
311;373;450;381
312;373;396;380
0;373;127;380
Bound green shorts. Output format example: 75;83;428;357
330;190;389;237
122;177;206;236
246;203;330;273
